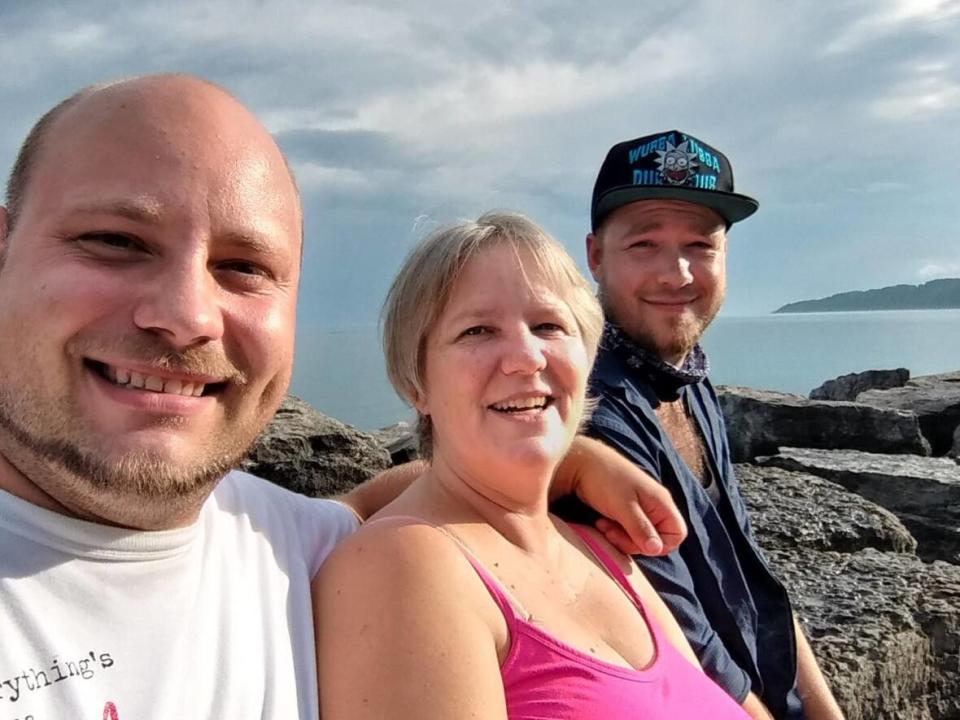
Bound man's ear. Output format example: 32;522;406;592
0;207;9;264
585;232;603;282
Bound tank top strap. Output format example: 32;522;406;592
361;514;527;630
567;523;648;612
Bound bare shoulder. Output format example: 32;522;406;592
316;518;510;719
314;517;493;620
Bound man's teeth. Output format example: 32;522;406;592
492;396;548;412
105;365;205;397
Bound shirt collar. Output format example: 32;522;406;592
600;322;710;401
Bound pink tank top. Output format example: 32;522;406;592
459;524;751;720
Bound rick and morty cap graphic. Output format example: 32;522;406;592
591;130;758;231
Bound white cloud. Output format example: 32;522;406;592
917;260;960;279
292;163;372;192
824;0;960;54
49;22;106;52
844;181;910;194
871;73;960;120
1;0;959;318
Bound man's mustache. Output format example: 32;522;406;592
67;334;249;385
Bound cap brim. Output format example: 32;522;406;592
593;186;759;230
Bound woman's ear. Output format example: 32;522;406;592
411;387;430;416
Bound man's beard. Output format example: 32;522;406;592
0;331;263;512
0;394;249;502
599;289;723;364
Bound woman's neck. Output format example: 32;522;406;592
414;453;560;557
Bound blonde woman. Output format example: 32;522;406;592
316;212;750;720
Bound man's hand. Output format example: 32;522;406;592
553;436;686;555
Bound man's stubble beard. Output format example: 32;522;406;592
599;285;725;364
0;332;277;528
0;384;263;527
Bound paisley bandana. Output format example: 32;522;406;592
600;322;709;401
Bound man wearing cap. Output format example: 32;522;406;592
583;131;843;719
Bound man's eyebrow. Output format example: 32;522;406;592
218;230;288;257
624;221;664;236
68;199;163;224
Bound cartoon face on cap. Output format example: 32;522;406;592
656;140;699;186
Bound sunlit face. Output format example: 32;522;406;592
587;199;727;365
417;244;590;487
0;80;301;526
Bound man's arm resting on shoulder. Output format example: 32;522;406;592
549;435;686;555
336;438;686;557
794;616;845;719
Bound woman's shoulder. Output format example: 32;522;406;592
316;515;490;610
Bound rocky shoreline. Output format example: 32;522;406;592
245;368;960;720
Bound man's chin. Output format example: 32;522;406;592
625;322;697;360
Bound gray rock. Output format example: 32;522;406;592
809;368;910;401
857;375;960;456
765;547;960;720
739;465;960;720
717;386;930;462
756;447;960;564
735;464;916;554
372;422;420;465
242;395;391;497
910;370;960;387
952;425;960;459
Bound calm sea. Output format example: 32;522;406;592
291;309;960;431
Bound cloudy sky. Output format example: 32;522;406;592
2;0;958;323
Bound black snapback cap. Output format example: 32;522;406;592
591;129;758;231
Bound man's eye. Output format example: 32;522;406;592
77;233;141;250
220;260;271;278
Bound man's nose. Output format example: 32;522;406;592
656;252;694;289
500;327;548;375
132;258;224;348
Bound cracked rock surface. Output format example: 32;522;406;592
755;447;960;565
739;465;960;720
717;386;929;462
243;395;391;497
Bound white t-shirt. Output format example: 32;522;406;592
0;470;358;720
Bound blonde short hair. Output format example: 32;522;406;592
382;211;603;457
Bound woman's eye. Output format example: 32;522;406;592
460;326;491;338
535;322;565;333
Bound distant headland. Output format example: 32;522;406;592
774;278;960;314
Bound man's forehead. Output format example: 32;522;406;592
609;200;726;233
9;74;302;249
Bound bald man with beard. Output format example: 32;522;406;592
0;76;685;719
